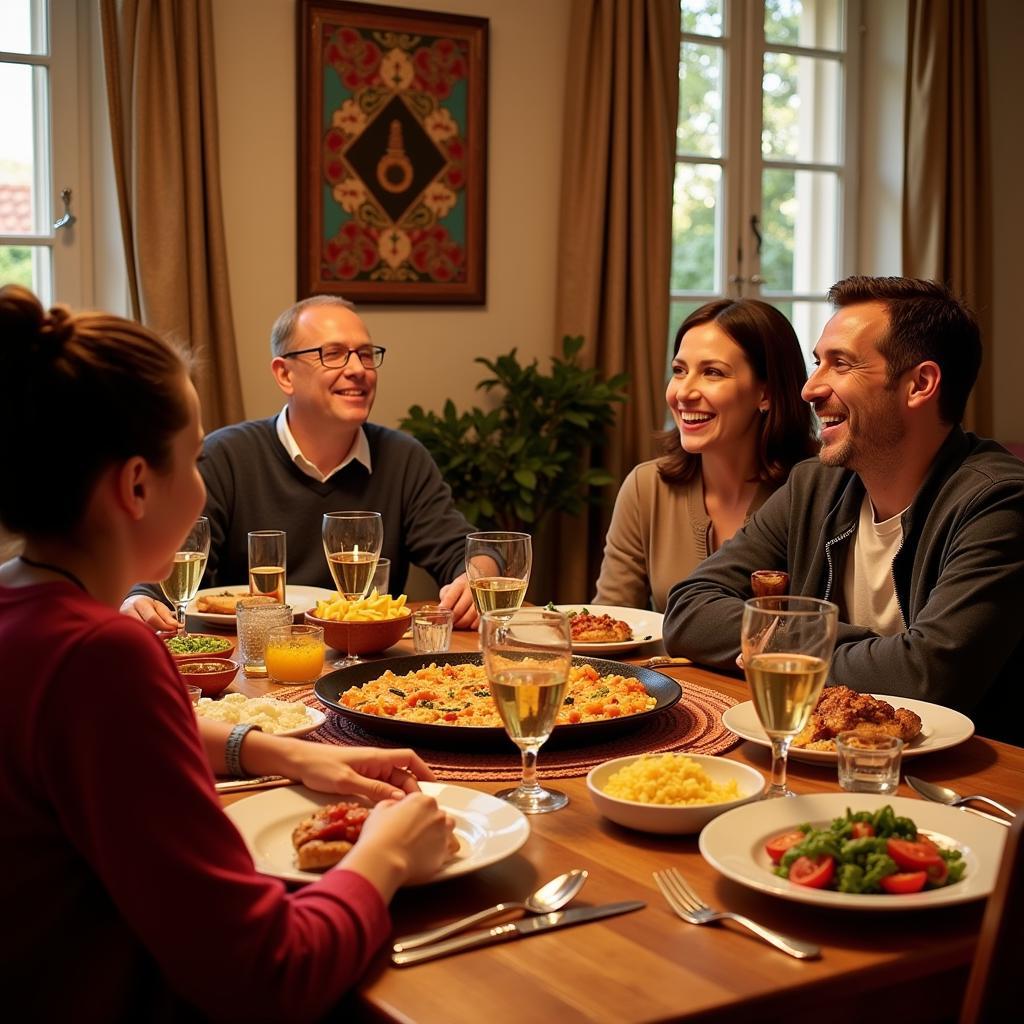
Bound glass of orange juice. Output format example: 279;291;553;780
265;624;325;685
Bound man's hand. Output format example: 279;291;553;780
438;572;478;629
120;593;179;632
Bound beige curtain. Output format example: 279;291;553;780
100;0;244;429
552;0;679;601
903;0;992;434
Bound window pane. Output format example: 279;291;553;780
762;52;841;163
0;62;47;234
671;162;721;293
681;0;722;37
764;0;843;51
0;244;48;293
768;299;831;367
678;42;724;157
0;0;47;55
761;168;838;294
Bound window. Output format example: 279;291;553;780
0;0;85;306
671;0;858;360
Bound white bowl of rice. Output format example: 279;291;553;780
587;753;765;834
194;692;325;737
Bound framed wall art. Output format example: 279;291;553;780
297;1;488;304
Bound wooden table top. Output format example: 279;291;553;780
217;619;1024;1024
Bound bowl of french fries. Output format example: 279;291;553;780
304;590;412;655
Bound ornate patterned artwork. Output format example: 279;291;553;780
298;2;488;303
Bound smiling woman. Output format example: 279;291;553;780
594;299;817;611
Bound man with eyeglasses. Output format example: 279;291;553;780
122;295;479;628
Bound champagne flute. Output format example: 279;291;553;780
160;516;211;635
465;531;532;615
480;608;572;814
741;596;838;798
322;511;382;668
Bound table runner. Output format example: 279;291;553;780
275;681;740;781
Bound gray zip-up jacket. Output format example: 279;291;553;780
663;428;1024;745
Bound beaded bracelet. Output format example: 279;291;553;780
225;722;260;778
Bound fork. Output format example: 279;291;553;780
652;869;820;960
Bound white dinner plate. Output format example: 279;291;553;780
224;782;530;886
699;793;1006;910
551;604;664;654
188;585;336;625
721;694;975;764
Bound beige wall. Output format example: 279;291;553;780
211;0;571;430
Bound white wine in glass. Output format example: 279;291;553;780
248;530;286;604
466;532;532;615
322;511;383;667
481;608;572;814
160;517;211;634
741;596;838;798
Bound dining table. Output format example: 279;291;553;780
213;614;1023;1024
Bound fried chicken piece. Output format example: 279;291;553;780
570;612;632;643
792;686;923;749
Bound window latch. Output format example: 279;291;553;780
53;188;76;231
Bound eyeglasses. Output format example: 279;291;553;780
282;344;386;369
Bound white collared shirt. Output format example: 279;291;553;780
275;407;373;482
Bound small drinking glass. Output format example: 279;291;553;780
741;596;838;799
413;605;454;654
248;530;286;604
481;608;572;814
836;731;903;794
186;686;202;706
465;532;532;616
369;557;390;596
237;602;293;678
266;624;326;686
160;516;211;635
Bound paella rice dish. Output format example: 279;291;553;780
339;661;657;727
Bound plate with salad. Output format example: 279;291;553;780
699;794;1006;910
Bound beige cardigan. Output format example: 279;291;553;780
593;460;772;612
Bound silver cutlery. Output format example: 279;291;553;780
905;775;1015;825
392;899;644;966
638;656;691;668
393;869;588;951
214;775;291;793
653;868;820;960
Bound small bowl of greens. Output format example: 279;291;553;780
164;632;235;661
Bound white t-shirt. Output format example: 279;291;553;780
841;493;906;637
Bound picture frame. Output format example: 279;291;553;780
297;1;488;304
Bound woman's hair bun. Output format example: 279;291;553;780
0;284;72;362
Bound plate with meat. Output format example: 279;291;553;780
223;782;530;885
722;689;974;764
314;652;681;749
548;604;664;654
187;585;336;625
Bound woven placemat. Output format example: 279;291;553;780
275;681;740;781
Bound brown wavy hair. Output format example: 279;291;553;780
0;285;191;537
657;299;817;485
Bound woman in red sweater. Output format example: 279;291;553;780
0;285;454;1021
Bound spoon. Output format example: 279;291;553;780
905;775;1016;822
392;869;589;951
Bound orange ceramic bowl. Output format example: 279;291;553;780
176;656;239;697
304;610;412;655
164;633;236;661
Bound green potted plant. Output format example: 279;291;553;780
400;336;628;532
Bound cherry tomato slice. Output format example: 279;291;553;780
789;854;836;889
850;821;875;838
765;830;806;865
881;871;928;894
887;838;943;872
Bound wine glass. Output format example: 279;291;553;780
160;516;211;635
480;608;572;814
741;596;838;799
465;531;532;615
322;511;383;668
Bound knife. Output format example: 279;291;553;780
391;900;645;966
214;775;291;794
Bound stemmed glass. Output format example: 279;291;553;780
160;516;211;635
741;596;838;798
322;511;382;668
480;608;572;814
465;531;532;615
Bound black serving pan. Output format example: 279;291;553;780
314;652;681;750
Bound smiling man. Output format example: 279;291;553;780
123;295;478;628
662;276;1024;743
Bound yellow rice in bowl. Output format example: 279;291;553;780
603;754;741;806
